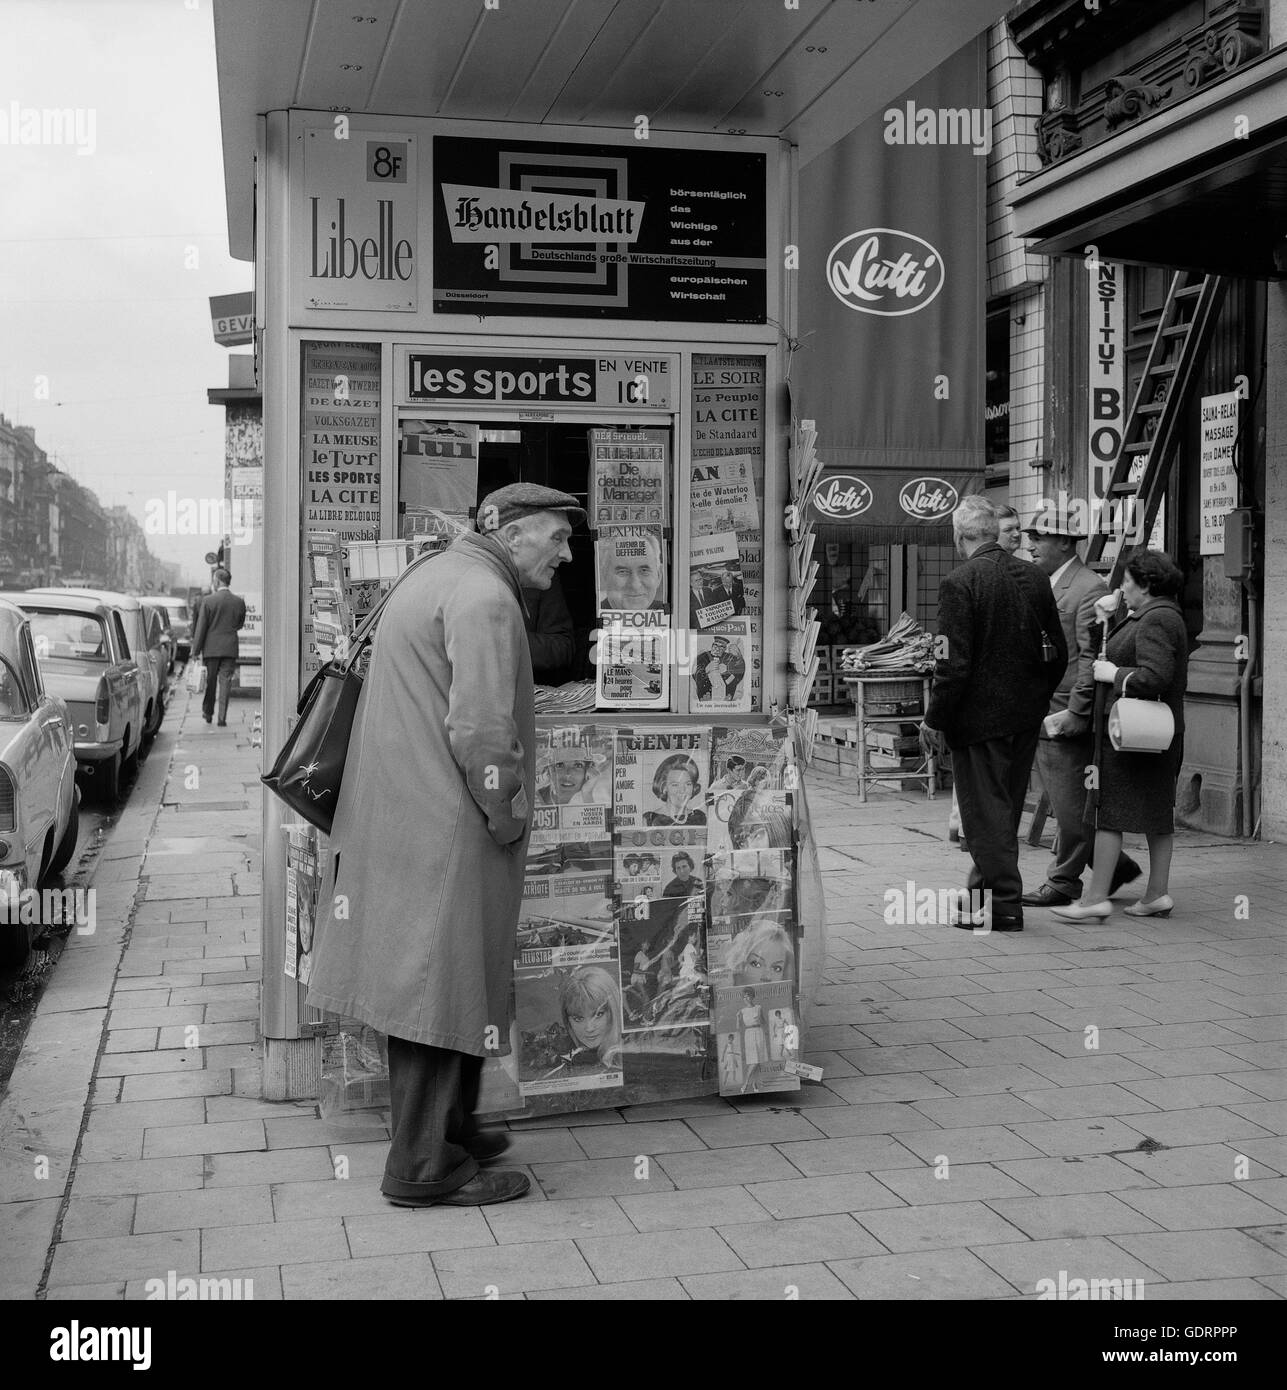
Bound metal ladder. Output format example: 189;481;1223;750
1025;268;1227;848
1087;269;1228;587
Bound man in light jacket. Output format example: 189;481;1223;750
307;484;583;1208
1021;517;1141;908
189;568;246;726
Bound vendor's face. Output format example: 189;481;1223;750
567;997;612;1050
662;769;694;805
553;761;590;801
742;937;790;983
508;512;573;590
605;541;662;609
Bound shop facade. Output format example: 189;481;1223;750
1007;0;1287;838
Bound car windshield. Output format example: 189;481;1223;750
0;654;30;718
29;611;109;662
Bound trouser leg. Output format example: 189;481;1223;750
381;1037;481;1201
216;659;234;722
201;658;221;720
1036;735;1093;898
954;733;1030;919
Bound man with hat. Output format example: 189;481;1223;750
307;482;583;1209
709;634;746;700
1021;508;1141;908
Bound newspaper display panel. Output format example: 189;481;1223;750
690;356;766;709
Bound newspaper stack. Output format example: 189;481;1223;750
838;612;937;673
534;681;598;714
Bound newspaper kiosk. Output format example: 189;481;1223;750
257;112;824;1113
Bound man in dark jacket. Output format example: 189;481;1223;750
923;496;1066;930
1021;517;1141;908
189;568;246;727
522;570;575;683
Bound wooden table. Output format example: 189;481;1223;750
839;672;937;804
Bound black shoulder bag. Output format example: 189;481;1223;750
261;550;442;833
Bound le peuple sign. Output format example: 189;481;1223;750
302;130;418;312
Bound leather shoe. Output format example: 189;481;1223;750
1021;884;1074;907
1109;856;1143;896
203;714;211;724
466;1130;511;1165
384;1168;530;1208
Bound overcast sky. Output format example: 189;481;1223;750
0;0;251;584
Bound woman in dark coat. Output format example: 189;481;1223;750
1052;550;1188;921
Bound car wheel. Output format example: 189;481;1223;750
45;797;80;880
122;737;140;786
96;750;121;804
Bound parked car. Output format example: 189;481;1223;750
153;595;193;662
3;591;146;804
0;598;80;963
32;588;167;740
143;600;175;675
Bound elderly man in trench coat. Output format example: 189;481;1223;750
307;483;583;1208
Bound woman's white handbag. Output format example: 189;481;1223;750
1109;673;1174;754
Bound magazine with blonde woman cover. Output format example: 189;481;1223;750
515;961;627;1098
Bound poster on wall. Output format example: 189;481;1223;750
595;612;671;711
302;129;418;312
432;135;766;323
691;356;765;709
589;428;669;525
688;532;745;629
687;620;752;715
399;420;478;517
690;455;759;537
300;342;383;685
1200;391;1240;556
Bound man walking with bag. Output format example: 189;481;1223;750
189;568;245;726
1021;514;1142;909
307;484;583;1208
922;496;1066;932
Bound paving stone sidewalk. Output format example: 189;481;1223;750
1;693;1284;1300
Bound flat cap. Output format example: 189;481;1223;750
478;483;586;533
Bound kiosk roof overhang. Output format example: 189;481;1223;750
1009;45;1287;280
212;0;1013;261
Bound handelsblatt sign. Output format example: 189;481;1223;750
431;135;766;323
398;348;676;411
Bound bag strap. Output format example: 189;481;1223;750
987;553;1052;641
340;547;448;672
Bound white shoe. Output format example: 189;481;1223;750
1124;895;1173;918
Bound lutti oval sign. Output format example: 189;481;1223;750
812;474;873;520
899;476;959;519
826;228;945;316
